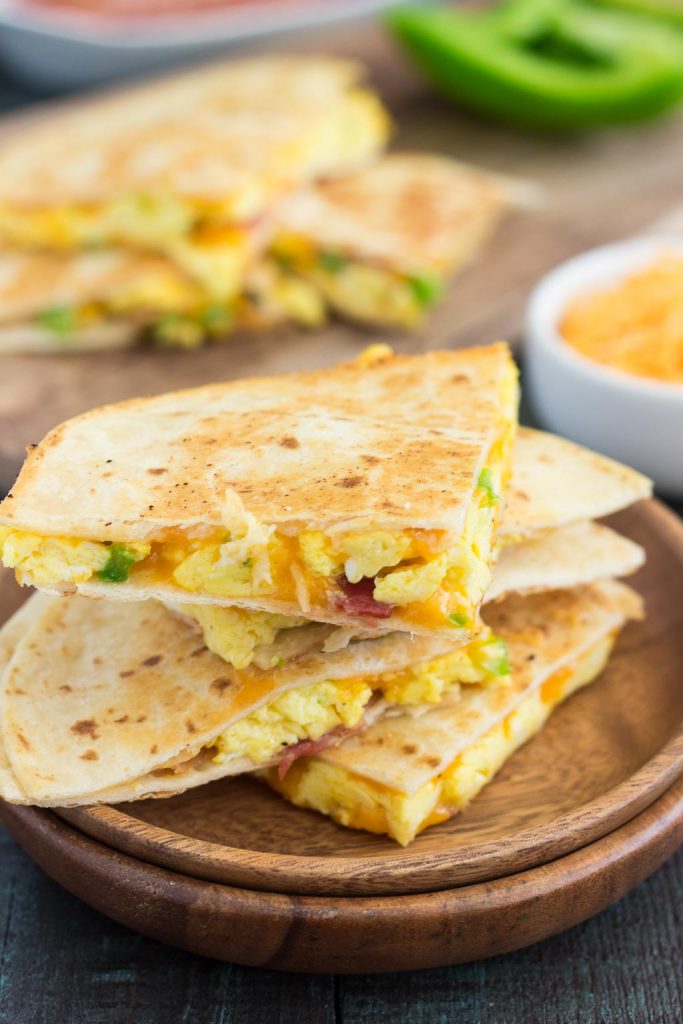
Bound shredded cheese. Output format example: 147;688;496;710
560;253;683;384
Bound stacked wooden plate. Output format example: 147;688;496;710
2;502;683;973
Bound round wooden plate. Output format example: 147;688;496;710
48;500;683;897
1;775;682;973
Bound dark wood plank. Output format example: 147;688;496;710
337;849;683;1024
0;826;335;1024
2;819;682;1022
2;775;682;974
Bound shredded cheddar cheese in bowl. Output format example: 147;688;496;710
560;253;683;385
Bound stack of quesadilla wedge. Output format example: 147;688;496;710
0;345;651;846
0;58;521;351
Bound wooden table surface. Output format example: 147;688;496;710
1;20;683;1022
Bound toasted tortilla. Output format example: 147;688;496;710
0;57;388;212
309;580;642;795
272;153;512;277
0;594;457;805
488;521;644;601
503;428;651;539
0;343;513;539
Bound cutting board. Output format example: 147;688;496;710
1;25;683;490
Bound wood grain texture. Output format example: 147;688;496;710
44;501;683;896
2;819;681;1024
1;23;683;490
2;771;682;975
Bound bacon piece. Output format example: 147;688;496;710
277;724;359;781
333;576;393;620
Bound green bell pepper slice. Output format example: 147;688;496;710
388;0;683;130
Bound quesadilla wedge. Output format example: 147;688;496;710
502;427;652;542
264;580;643;845
0;515;644;808
0;593;511;807
267;154;521;328
0;344;518;639
0;57;389;253
0;247;255;354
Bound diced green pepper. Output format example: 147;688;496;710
475;635;512;677
478;468;500;507
98;544;144;583
201;305;233;336
151;314;204;349
318;251;349;273
36;306;78;336
407;273;443;308
448;612;469;627
388;0;683;130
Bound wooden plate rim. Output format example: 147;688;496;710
4;772;683;973
58;499;683;896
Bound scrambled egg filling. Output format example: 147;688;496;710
24;236;250;347
180;604;305;670
212;678;372;765
264;632;616;846
207;630;510;767
0;517;492;628
271;235;443;329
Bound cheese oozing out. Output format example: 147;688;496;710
262;632;616;846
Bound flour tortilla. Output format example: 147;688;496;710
272;153;513;277
0;593;457;805
0;57;387;210
488;521;644;601
503;428;651;540
1;345;513;540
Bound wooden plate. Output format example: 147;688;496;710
47;500;683;897
2;774;682;973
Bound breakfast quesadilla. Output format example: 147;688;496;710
265;580;643;845
0;593;504;806
0;154;523;353
0;57;389;253
0;345;519;639
267;154;520;328
0;522;643;808
0;247;258;354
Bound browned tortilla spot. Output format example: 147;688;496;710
70;719;99;740
210;678;232;694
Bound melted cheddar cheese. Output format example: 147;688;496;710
204;628;509;768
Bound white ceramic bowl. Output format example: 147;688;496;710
525;236;683;498
0;0;404;90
